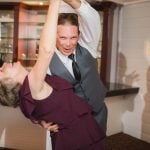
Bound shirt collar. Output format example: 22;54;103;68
55;48;76;63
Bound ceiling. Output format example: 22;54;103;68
0;0;149;5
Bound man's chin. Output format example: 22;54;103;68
62;51;72;56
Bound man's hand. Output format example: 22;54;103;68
41;121;59;132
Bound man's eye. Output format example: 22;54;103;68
60;37;65;40
72;37;77;40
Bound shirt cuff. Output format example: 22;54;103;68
75;0;90;14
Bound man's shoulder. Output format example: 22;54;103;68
77;43;91;55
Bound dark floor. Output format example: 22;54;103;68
104;132;150;150
0;132;150;150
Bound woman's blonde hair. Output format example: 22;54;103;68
0;78;21;108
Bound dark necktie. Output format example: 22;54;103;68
68;54;81;81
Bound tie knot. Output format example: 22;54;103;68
68;54;75;61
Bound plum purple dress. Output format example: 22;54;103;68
19;75;105;150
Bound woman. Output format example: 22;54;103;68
0;0;104;149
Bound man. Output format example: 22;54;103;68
44;0;107;134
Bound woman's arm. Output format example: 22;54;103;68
28;0;61;99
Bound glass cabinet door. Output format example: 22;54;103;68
0;10;14;66
18;7;47;70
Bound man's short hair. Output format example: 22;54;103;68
58;13;79;27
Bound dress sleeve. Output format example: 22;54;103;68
46;75;73;91
19;76;39;124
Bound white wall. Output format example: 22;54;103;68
117;1;150;142
0;106;46;150
105;95;137;136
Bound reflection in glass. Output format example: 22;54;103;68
0;10;14;65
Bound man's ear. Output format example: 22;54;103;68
78;30;80;35
78;31;81;39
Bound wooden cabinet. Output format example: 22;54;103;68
0;2;48;69
18;5;47;69
0;1;119;82
91;1;119;83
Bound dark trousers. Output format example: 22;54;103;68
93;103;108;135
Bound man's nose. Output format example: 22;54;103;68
66;39;71;46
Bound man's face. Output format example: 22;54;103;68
56;24;79;56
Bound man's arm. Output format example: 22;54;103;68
76;0;101;58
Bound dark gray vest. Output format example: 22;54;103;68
50;44;107;113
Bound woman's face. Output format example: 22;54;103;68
0;61;22;81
